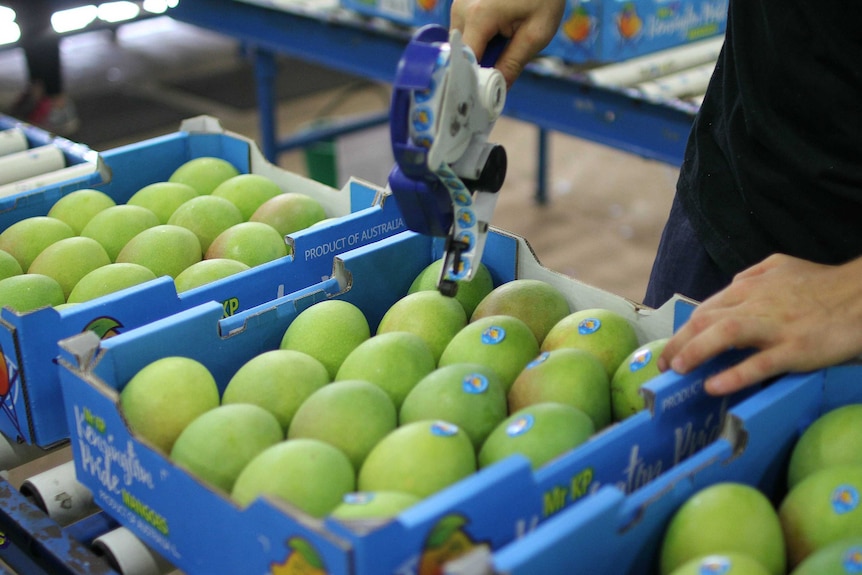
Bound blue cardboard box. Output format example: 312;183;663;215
0;113;104;205
0;115;408;448
470;364;862;575
542;0;727;64
339;0;451;29
57;227;758;575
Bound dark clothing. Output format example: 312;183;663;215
9;1;63;95
646;0;862;306
643;194;733;307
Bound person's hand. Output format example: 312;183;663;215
658;254;862;395
450;0;565;87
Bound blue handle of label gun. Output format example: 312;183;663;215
389;25;447;179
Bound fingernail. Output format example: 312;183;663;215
671;357;686;373
705;376;725;395
657;357;668;372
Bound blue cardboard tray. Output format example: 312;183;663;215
473;364;862;575
0;115;407;447
56;227;759;575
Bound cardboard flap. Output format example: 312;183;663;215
57;330;103;374
179;115;226;134
641;348;756;419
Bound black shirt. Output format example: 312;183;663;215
677;0;862;276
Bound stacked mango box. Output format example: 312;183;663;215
542;0;728;64
0;115;407;448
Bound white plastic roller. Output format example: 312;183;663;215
92;527;176;575
19;459;99;527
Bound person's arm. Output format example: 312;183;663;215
450;0;566;87
658;253;862;395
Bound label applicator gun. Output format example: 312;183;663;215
387;25;508;297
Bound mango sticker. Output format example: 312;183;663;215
454;231;475;251
629;348;653;372
414;79;436;104
578;318;601;335
430;421;459;437
832;485;860;514
461;373;489;394
480;326;506;345
452;189;472;206
697;556;732;574
844;546;862;571
526;352;550;370
412;107;433;132
506;414;534;438
456;208;476;229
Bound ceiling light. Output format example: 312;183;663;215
0;21;19;46
97;1;141;23
51;5;98;33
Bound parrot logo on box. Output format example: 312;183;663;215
417;514;489;575
84;316;124;339
270;537;326;575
